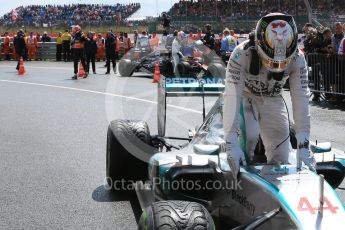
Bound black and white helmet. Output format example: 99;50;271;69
255;13;298;73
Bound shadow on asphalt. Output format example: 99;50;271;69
130;74;153;79
92;185;142;223
309;100;345;111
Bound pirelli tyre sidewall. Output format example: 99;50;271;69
118;59;135;77
138;201;215;230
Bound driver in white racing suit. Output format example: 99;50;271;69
223;13;316;179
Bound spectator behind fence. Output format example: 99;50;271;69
338;26;345;56
318;28;338;101
303;23;323;54
303;24;324;101
338;27;345;100
331;22;344;101
332;22;344;52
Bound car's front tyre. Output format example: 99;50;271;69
138;201;215;230
106;119;153;189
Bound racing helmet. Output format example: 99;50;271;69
255;13;298;73
72;25;81;34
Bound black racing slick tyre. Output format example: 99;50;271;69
138;201;215;230
176;61;191;77
118;59;135;77
106;119;154;188
208;62;226;78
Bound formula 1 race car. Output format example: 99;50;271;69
106;76;345;229
118;47;174;77
118;40;226;79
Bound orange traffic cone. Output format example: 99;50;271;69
152;60;160;83
18;58;26;75
78;62;86;78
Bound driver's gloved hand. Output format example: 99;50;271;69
226;132;247;180
296;132;316;171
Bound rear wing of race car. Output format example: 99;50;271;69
157;75;225;137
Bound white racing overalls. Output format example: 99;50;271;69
172;38;182;73
223;40;311;167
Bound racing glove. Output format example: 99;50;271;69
226;132;247;180
296;132;316;171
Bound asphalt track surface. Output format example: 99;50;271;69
0;61;345;229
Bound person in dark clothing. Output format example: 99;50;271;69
71;25;87;80
56;32;63;61
41;31;51;42
105;32;117;74
13;30;26;70
161;12;171;32
202;24;215;50
84;32;98;74
62;30;72;62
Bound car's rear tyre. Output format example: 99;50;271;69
138;201;215;230
176;61;191;77
106;119;153;189
208;62;225;78
118;59;135;77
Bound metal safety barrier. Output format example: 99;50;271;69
0;42;58;60
306;53;345;96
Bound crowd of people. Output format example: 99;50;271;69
302;22;345;103
0;27;168;79
0;3;140;27
169;0;345;18
1;16;345;102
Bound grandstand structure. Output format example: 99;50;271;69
166;0;345;33
0;3;141;32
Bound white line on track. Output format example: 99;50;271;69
1;65;71;70
0;79;202;114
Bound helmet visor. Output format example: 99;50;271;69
261;57;292;73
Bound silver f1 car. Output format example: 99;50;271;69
106;76;345;229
